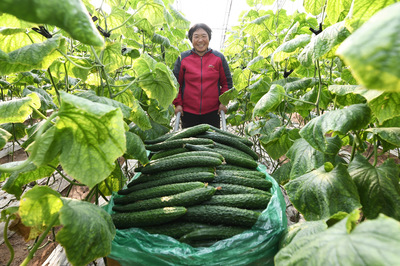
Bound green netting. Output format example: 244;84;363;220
104;164;287;265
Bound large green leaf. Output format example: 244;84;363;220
56;198;116;266
283;78;318;93
19;186;63;239
348;154;400;220
298;22;350;67
232;68;252;91
0;93;41;124
275;211;400;265
125;131;150;165
279;220;327;249
346;0;397;32
253;84;285;118
0;128;11;149
136;0;166;26
132;53;178;109
219;88;239;106
98;41;124;74
286;138;342;180
130;99;152;130
272;34;311;63
76;90;132;119
366;127;400;148
337;3;400;92
2;159;58;199
368;92;400;124
299;104;371;153
0;27;45;53
285;164;361;220
260;127;300;160
28;92;126;188
0;34;66;75
325;0;352;25
303;0;325;16
0;0;103;46
168;4;190;29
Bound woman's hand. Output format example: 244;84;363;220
218;103;227;114
175;105;183;115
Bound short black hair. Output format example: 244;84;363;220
188;23;212;42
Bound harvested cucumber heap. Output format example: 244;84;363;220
111;124;273;247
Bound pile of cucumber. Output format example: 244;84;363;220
111;124;273;247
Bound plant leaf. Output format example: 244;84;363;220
348;154;400;220
56;198;116;266
125;131;149;165
132;53;178;109
366;127;400;147
2;159;58;199
253;84;285;118
0;93;41;124
299;22;350;67
19;186;63;239
337;3;400;92
346;0;397;32
275;212;400;265
36;92;126;188
272;34;311;63
299;104;371;153
0;34;67;75
368;92;400;124
286;138;343;180
0;0;103;46
0;127;12;149
284;164;361;220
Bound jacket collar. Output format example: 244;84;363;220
191;48;212;57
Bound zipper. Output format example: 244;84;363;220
199;56;203;114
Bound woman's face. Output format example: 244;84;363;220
192;28;209;56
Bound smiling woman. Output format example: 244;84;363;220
172;23;233;129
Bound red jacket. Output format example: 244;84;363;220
173;49;232;115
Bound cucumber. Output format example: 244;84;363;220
138;156;222;174
197;131;258;160
144;131;176;144
210;183;272;196
165;124;210;141
113;187;216;212
202;194;271;209
208;125;253;147
127;167;215;187
215;170;266;179
179;226;247;243
111;207;187;229
114;182;206;205
214;142;254;160
182;205;260;227
184;144;257;169
150;150;224;163
216;164;259;172
213;174;272;191
119;172;215;194
142;222;218;239
145;138;214;151
151;147;188;160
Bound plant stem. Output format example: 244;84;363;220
373;135;378;167
4;216;15;266
47;68;61;106
20;214;59;266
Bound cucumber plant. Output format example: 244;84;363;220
0;0;190;265
220;0;400;264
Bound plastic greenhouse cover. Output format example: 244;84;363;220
103;164;287;266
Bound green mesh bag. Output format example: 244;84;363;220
104;164;287;265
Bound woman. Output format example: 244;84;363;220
173;23;233;129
